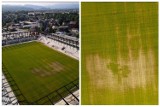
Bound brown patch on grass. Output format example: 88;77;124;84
124;26;157;91
32;68;51;77
86;54;118;90
86;26;157;92
86;51;157;92
31;62;64;77
49;62;64;72
32;68;41;74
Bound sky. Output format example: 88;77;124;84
2;2;78;6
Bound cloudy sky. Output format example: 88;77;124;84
2;1;78;6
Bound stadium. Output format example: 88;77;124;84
2;30;79;105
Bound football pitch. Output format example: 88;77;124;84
2;41;79;104
82;2;158;104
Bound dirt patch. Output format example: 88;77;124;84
31;62;64;77
32;68;41;73
86;54;118;90
49;62;64;72
86;48;157;91
32;68;51;77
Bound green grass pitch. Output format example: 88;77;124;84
2;41;79;103
82;2;158;104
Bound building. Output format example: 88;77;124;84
20;21;40;29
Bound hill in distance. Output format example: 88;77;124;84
2;3;79;12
